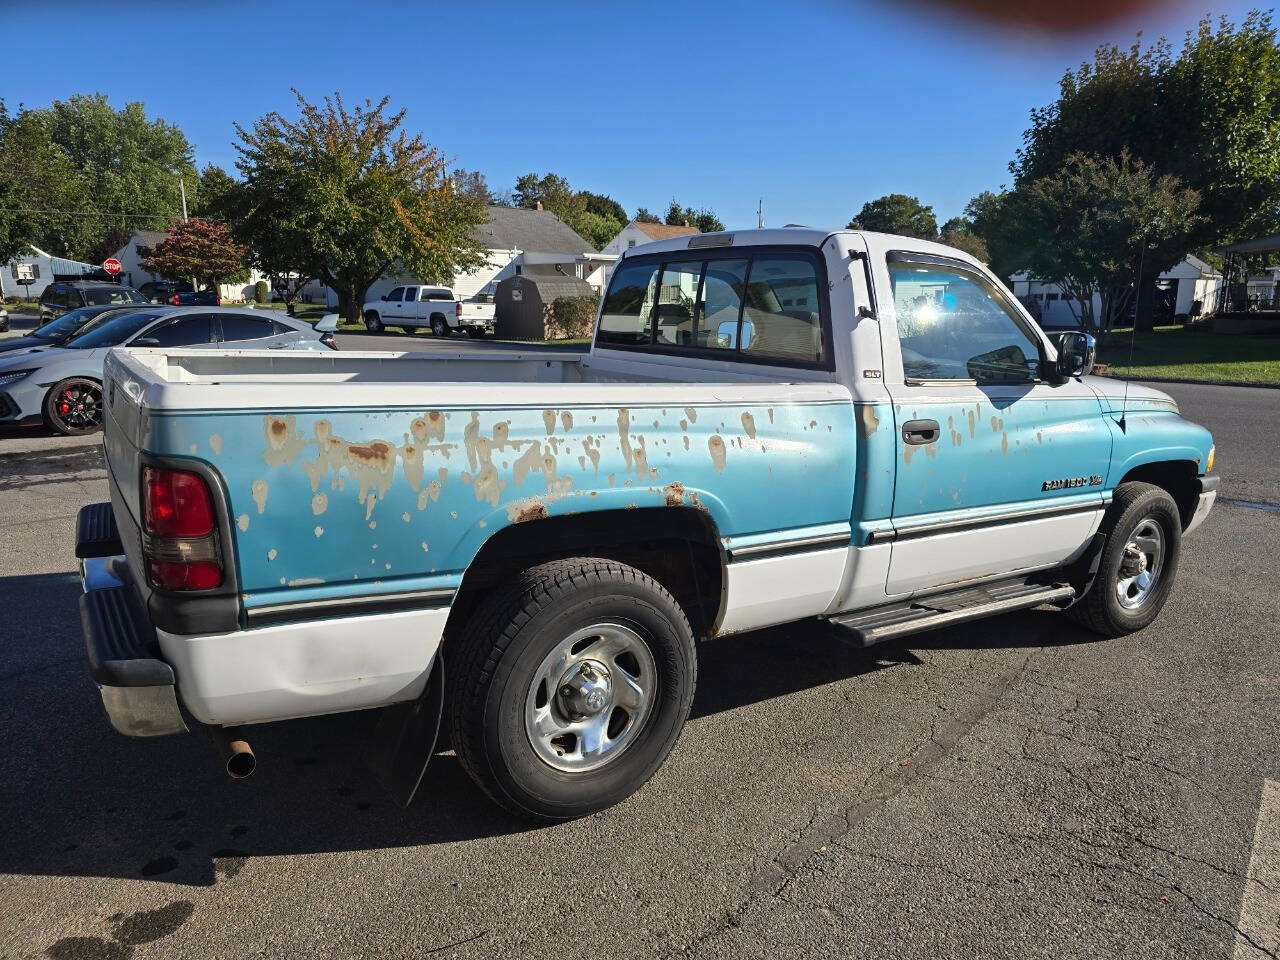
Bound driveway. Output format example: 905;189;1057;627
0;381;1276;959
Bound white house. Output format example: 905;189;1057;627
601;220;699;257
111;229;266;302
1;246;100;299
1010;255;1224;328
320;205;618;308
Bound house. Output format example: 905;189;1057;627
601;221;699;257
110;229;265;302
328;205;618;308
1;246;101;299
1010;255;1224;328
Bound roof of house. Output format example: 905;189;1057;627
632;221;700;241
125;229;169;252
472;205;593;254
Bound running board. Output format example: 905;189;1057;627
828;580;1076;647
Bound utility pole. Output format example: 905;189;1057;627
179;176;189;222
757;198;764;229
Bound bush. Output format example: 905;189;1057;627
254;279;270;303
545;295;600;340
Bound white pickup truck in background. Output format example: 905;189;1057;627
362;285;494;338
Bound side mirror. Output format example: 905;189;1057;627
132;337;161;348
1056;331;1096;379
381;295;389;301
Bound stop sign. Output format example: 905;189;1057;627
103;258;122;276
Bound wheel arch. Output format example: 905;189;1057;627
443;506;727;643
1116;459;1200;530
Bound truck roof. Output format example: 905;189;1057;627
616;227;985;268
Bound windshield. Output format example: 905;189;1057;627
65;310;162;349
30;307;105;341
82;287;147;306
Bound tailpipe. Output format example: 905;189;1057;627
211;726;256;779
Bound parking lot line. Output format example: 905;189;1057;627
1236;779;1280;959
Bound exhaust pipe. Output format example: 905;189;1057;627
211;726;256;779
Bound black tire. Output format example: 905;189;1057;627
1068;481;1182;637
43;377;103;435
363;311;382;333
447;558;697;820
431;317;449;338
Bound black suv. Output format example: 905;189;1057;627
38;282;148;322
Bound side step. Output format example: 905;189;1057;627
829;580;1076;647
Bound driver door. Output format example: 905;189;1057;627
879;251;1112;596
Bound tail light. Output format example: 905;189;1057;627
455;301;462;317
172;293;180;305
142;466;223;591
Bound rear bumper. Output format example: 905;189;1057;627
1185;474;1219;536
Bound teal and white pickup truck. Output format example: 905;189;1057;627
76;228;1217;820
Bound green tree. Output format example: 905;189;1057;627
634;207;660;224
193;163;240;221
139;218;247;289
1016;151;1201;331
234;91;487;322
664;200;724;233
581;192;627;225
937;218;990;262
846;194;938;239
963;190;1027;281
0;94;195;261
450;167;493;204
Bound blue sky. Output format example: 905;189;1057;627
4;0;1262;230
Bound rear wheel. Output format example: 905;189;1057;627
431;317;449;338
447;558;696;820
364;311;383;333
1068;482;1182;637
43;377;103;435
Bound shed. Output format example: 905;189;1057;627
495;272;596;340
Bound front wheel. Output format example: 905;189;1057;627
447;558;696;820
364;311;383;333
1068;481;1182;637
43;377;104;435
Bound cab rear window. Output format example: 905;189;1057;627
595;248;830;368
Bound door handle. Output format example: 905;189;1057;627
901;419;940;445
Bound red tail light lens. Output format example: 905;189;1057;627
172;293;180;305
455;301;462;316
149;559;223;591
144;467;215;538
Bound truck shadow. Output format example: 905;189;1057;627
0;571;1098;888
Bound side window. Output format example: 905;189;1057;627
386;287;404;302
653;259;743;352
888;258;1041;383
740;256;825;364
654;261;702;346
220;315;276;342
141;316;213;347
597;261;659;345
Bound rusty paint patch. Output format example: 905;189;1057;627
251;479;269;514
543;410;556;435
561;411;573;432
664;481;686;506
903;445;915;465
684;406;697;424
209;434;223;455
236;514;250;532
741;412;757;439
858;406;880;439
1001;432;1009;456
507;499;548;523
421;541;429;552
267;548;277;561
314;525;324;537
402;512;411;523
312;493;327;516
617;408;633;472
679;419;688;432
708;435;727;474
411;411;446;444
263;416;307;467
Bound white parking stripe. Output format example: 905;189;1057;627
1236;779;1280;959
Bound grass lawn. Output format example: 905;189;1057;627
1095;324;1280;386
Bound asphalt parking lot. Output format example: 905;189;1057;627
0;379;1277;959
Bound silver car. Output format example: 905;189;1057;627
0;306;334;435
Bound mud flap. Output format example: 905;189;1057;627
366;657;444;808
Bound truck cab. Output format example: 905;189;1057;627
362;285;493;339
75;228;1216;821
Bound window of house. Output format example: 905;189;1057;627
627;239;637;248
888;256;1042;383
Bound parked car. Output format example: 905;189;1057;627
75;227;1216;821
171;286;221;306
0;304;139;355
361;284;493;338
0;305;8;333
37;281;148;322
138;280;181;303
0;307;333;435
